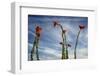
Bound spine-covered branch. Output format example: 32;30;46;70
30;25;42;60
74;25;85;59
53;21;71;59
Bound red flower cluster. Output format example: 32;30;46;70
79;25;85;30
35;26;42;37
53;21;60;27
63;30;67;33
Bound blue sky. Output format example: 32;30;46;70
28;15;88;60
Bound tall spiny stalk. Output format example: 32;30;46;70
53;21;69;59
64;33;69;59
36;37;40;60
74;25;85;59
74;30;80;59
30;26;42;60
30;37;36;60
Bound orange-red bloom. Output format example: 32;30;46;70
53;21;60;27
35;26;42;37
63;30;67;33
79;25;85;30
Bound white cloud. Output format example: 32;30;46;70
77;48;88;58
39;46;61;60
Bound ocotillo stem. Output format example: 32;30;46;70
74;30;81;59
61;33;65;59
30;37;36;60
64;33;68;59
36;37;40;60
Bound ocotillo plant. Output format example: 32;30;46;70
30;25;42;60
74;25;85;59
60;42;71;59
53;21;69;59
65;43;71;59
63;30;69;59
